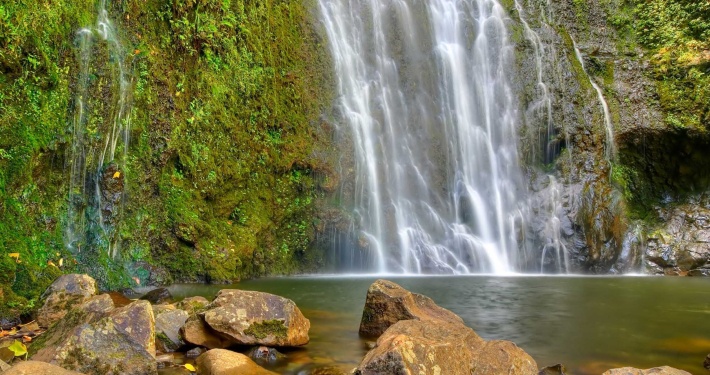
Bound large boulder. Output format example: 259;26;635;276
155;308;189;352
32;299;157;375
2;360;84;375
602;367;692;375
196;349;277;375
37;274;97;327
180;316;231;349
355;320;537;375
203;290;309;347
359;279;463;337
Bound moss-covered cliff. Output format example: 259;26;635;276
0;0;335;316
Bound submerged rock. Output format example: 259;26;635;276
155;308;188;353
704;353;710;370
539;364;569;375
140;288;173;305
203;289;310;347
359;279;463;337
2;360;84;375
196;349;277;375
37;274;98;327
246;345;286;365
602;366;692;375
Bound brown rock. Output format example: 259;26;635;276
180;316;231;349
602;367;692;375
37;274;98;327
3;360;84;375
704;353;709;370
539;364;568;375
359;279;463;337
140;288;173;305
356;319;537;375
0;359;10;372
203;289;309;347
196;349;277;375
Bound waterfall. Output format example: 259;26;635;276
319;0;530;274
572;40;617;160
66;0;132;259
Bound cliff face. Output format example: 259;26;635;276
0;0;337;316
511;0;710;275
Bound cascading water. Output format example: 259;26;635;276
66;0;132;259
572;40;616;160
319;0;531;274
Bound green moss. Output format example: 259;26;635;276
244;319;288;340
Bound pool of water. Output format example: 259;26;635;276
168;276;710;374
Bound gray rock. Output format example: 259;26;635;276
196;349;277;375
601;366;692;375
155;308;189;353
359;279;463;337
37;274;98;327
246;346;285;366
186;347;206;358
2;361;84;375
203;289;310;347
0;359;10;372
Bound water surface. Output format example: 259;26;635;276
169;276;710;374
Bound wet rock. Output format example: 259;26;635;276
99;162;124;227
355;320;537;375
155;308;189;353
32;299;156;375
180;316;231;349
186;347;206;358
140;288;173;305
176;296;209;314
307;366;349;375
704;353;709;370
2;360;84;375
195;349;277;375
246;346;285;365
0;316;20;331
129;261;172;287
539;364;568;375
37;274;97;327
601;366;691;375
107;291;132;308
359;279;463;337
203;289;310;347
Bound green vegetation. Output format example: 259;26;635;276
634;0;710;131
0;0;334;315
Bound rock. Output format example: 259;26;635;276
539;364;568;375
246;346;286;365
704;353;710;370
180;316;231;349
0;316;20;331
186;347;206;358
196;349;277;375
359;279;463;337
107;291;132;307
203;289;310;347
32;299;157;375
602;366;692;375
2;360;84;375
155;308;189;352
140;288;173;305
0;359;10;372
176;296;209;314
37;274;97;327
356;319;537;375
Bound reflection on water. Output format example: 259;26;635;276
169;276;710;374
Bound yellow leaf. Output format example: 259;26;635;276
8;253;19;259
184;364;196;372
8;340;27;357
47;261;56;267
113;171;121;179
58;258;64;267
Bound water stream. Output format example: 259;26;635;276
66;0;132;259
319;0;530;274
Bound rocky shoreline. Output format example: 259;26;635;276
0;275;703;375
